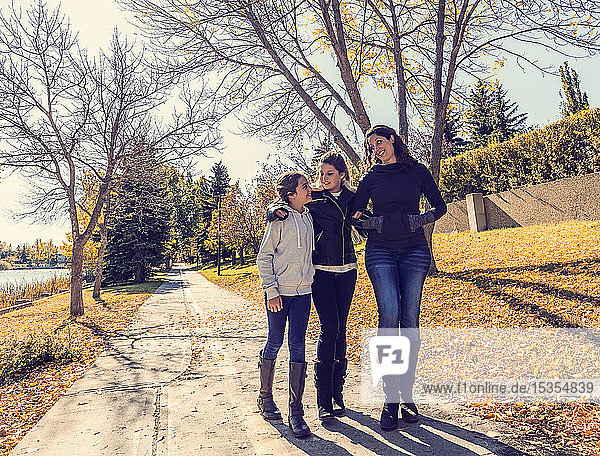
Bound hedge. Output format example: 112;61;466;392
439;107;600;202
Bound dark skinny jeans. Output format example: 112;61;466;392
312;268;357;363
262;294;311;363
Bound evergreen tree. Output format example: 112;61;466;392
199;161;230;220
199;161;231;223
196;161;231;263
466;81;527;149
489;84;528;143
208;161;230;200
103;149;171;284
443;107;468;156
199;161;230;219
466;82;495;149
167;170;204;263
197;176;213;223
560;61;589;118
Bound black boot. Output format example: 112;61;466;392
332;358;347;416
399;328;420;423
401;402;420;423
380;403;399;431
288;361;311;438
380;375;400;431
257;351;282;420
314;360;335;422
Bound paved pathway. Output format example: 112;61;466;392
12;267;539;456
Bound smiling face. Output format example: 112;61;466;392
319;163;345;193
368;134;397;165
287;176;312;210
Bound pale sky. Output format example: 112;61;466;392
0;0;599;246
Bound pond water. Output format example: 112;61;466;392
0;268;70;287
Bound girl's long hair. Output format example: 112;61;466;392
276;172;305;203
364;125;417;168
319;152;350;183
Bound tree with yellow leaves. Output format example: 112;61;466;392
119;0;600;271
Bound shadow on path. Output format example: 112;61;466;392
258;408;535;456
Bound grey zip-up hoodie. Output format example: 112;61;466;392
256;203;315;300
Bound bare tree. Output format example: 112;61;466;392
0;1;220;315
119;0;600;170
87;33;220;297
118;0;369;167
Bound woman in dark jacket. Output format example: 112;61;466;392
351;125;447;431
268;152;359;422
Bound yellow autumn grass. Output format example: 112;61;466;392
0;275;70;309
203;221;600;350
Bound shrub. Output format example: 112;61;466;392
0;333;81;385
0;260;12;270
440;107;600;202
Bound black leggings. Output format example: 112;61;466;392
312;269;357;362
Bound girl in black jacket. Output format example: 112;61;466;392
268;152;358;422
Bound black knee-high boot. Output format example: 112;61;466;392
332;358;347;416
288;361;311;438
257;351;282;420
314;360;334;421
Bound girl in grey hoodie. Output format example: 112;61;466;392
256;172;314;438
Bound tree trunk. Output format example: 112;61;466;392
135;262;143;283
425;124;446;275
92;226;108;299
93;195;111;299
70;238;85;317
423;224;438;275
232;249;236;265
426;0;448;276
389;3;409;141
240;247;245;265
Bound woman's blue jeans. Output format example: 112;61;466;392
365;244;431;403
262;294;311;363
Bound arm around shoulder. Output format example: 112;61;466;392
349;172;372;215
266;202;288;222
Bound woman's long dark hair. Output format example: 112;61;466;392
364;125;417;168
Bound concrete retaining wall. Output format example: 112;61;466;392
434;172;600;233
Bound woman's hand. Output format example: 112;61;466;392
352;211;363;219
267;296;283;312
274;209;287;220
